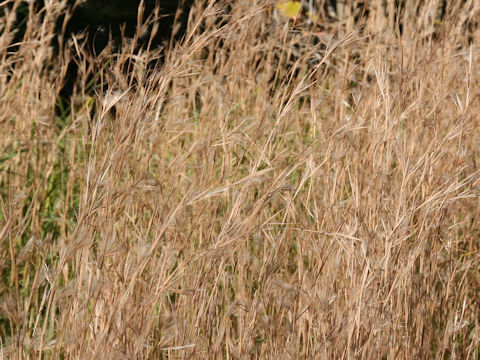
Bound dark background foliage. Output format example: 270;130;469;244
10;0;193;52
7;1;194;103
66;0;194;51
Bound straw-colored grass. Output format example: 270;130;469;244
1;0;480;358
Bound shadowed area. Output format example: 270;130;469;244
65;0;194;52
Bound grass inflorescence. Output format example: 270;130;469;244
1;0;480;358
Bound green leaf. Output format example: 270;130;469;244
275;1;302;19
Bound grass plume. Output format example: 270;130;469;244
1;0;480;358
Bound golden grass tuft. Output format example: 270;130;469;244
1;0;480;358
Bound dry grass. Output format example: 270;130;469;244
1;0;480;358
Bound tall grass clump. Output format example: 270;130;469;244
1;0;480;358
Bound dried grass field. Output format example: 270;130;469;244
1;0;480;358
